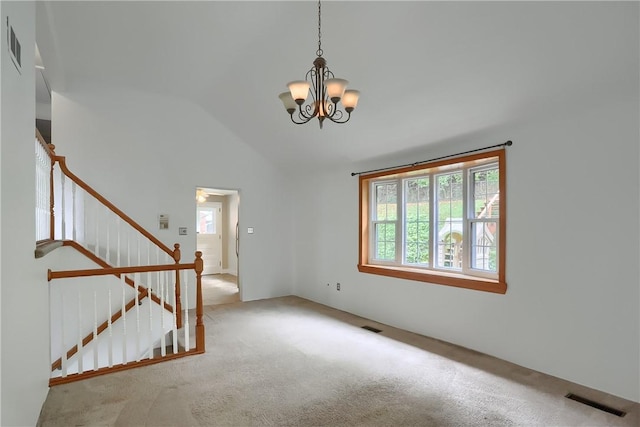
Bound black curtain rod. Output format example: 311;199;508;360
351;140;513;177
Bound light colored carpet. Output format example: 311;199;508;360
202;274;240;306
37;296;639;426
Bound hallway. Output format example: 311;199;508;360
201;274;239;306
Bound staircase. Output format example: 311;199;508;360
36;131;205;385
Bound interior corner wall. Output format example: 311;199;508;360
1;1;52;424
51;88;293;304
291;96;640;403
226;193;239;275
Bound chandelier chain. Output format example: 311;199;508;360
316;0;323;57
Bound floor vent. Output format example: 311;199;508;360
565;393;626;417
361;325;382;333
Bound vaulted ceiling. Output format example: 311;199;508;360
36;1;637;171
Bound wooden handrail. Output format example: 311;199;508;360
52;154;174;257
63;240;146;294
35;128;52;155
49;262;195;281
62;240;174;312
50;348;204;386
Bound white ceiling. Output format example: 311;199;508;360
36;1;637;172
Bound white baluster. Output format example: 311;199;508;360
95;202;100;257
160;271;166;357
184;271;190;352
77;292;83;374
147;239;151;266
135;272;141;362
35;143;41;239
121;274;127;365
172;272;178;354
83;192;87;247
137;234;141;266
60;173;66;239
116;217;121;267
72;182;77;241
106;214;111;264
60;288;67;378
148;272;153;360
107;287;113;368
165;270;170;302
93;288;99;371
126;226;131;267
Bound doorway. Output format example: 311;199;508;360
195;187;240;306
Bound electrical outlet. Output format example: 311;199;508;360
337;282;341;291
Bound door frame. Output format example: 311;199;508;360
194;187;241;299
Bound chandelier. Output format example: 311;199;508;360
278;0;360;129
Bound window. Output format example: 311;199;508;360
358;149;506;293
196;206;217;234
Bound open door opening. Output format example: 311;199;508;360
195;187;240;306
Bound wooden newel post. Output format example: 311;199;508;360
173;243;183;329
194;251;205;352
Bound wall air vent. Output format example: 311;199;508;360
361;325;382;333
565;393;626;417
6;17;22;74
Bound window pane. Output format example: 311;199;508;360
404;178;429;264
197;208;216;234
436;172;463;269
472;166;499;219
375;183;397;221
470;221;497;271
375;223;395;261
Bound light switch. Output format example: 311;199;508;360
247;227;254;234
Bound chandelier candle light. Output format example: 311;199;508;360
279;0;360;129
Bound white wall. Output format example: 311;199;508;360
0;1;52;424
292;95;640;402
52;87;293;305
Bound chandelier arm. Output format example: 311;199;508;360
299;102;318;120
289;111;315;125
326;110;352;124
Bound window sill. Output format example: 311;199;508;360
357;263;507;294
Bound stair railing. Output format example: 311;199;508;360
50;145;183;326
36;140;183;328
35;133;205;385
47;252;204;385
